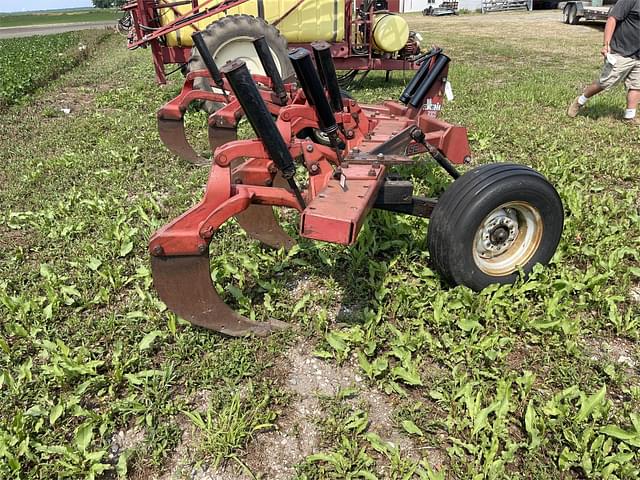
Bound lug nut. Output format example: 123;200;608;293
152;245;163;256
310;163;320;174
306;144;314;152
198;243;208;254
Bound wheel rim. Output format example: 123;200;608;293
212;36;282;77
472;201;544;276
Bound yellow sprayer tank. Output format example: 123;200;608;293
159;0;345;47
372;14;409;53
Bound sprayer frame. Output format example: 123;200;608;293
122;0;420;84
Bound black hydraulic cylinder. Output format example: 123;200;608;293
221;59;306;208
253;36;288;106
399;57;431;104
192;31;227;97
312;41;343;113
288;47;338;135
409;54;450;109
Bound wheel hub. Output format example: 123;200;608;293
472;201;544;276
478;208;518;258
490;225;509;244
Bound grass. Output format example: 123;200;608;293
0;9;119;28
0;10;639;479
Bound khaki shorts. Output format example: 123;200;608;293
598;53;640;91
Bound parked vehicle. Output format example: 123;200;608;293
562;0;616;25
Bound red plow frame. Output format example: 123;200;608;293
150;39;477;336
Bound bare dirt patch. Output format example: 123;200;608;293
36;86;97;118
630;285;640;304
0;226;32;251
585;336;638;372
240;341;359;479
159;341;425;479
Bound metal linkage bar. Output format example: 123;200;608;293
410;128;460;179
129;0;251;48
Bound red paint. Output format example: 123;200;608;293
150;65;471;257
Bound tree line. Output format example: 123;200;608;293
92;0;128;7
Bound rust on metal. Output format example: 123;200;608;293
158;117;210;166
151;255;288;336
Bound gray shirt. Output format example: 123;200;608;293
609;0;640;59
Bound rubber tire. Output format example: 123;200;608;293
427;163;564;291
567;4;579;25
187;14;293;113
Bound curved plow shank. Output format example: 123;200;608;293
208;125;239;153
234;205;296;250
234;174;296;250
152;255;288;336
158;118;210;166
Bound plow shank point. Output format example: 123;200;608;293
151;255;287;336
158;118;211;166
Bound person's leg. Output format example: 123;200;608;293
583;82;605;98
628;90;640;109
568;54;624;118
623;61;640;122
568;82;603;117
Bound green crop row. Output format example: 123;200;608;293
0;32;99;108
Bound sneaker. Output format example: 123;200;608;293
623;116;640;126
567;96;583;118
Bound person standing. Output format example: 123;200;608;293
567;0;640;124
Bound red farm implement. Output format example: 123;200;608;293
122;0;424;85
148;36;565;337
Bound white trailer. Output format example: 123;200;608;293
561;1;616;25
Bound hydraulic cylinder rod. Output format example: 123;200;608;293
221;59;306;208
409;54;450;109
288;47;339;135
289;47;344;163
253;36;288;106
192;31;228;101
311;41;343;113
